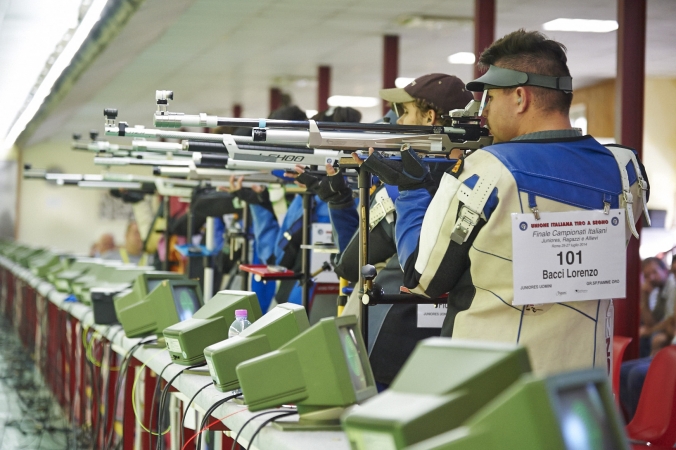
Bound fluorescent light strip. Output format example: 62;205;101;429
447;52;476;65
395;77;415;88
543;18;618;33
2;0;110;154
327;95;379;108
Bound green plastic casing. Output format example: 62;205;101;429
203;303;310;391
236;315;377;417
116;279;202;338
342;338;532;450
79;266;154;305
113;272;186;317
405;369;630;450
162;290;263;366
29;253;60;277
16;248;45;267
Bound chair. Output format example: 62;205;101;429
612;336;633;401
625;345;676;447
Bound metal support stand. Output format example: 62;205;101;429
204;216;215;302
241;201;250;290
357;168;371;344
186;191;194;277
301;193;313;311
163;195;170;271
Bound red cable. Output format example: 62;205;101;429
181;409;246;450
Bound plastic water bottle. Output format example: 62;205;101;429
228;309;251;338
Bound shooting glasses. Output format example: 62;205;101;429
467;65;573;115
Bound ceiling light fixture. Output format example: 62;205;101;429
397;14;472;30
543;18;618;33
327;96;379;108
447;52;476;65
395;77;415;88
2;0;111;155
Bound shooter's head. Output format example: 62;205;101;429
379;73;473;127
467;30;573;142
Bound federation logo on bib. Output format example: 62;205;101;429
611;217;619;226
519;222;528;231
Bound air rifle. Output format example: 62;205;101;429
152;90;492;154
103;108;341;170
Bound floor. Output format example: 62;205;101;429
0;319;72;450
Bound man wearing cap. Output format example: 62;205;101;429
361;30;650;375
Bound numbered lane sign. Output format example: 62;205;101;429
511;209;626;305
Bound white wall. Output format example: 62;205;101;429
17;138;153;254
643;78;676;229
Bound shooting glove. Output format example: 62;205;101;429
110;189;146;204
296;171;353;208
232;187;275;213
361;146;436;194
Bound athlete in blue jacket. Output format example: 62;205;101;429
360;30;650;376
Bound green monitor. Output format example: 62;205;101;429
203;303;310;392
16;248;45;267
162;290;263;366
342;338;532;449
4;244;29;261
79;265;154;305
71;262;127;303
29;252;61;277
236;315;377;431
113;271;186;316
116;278;202;338
52;258;103;292
405;369;630;450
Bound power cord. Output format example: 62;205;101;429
229;409;297;450
179;382;212;447
148;362;174;450
247;411;298;449
195;392;243;450
155;362;207;450
103;337;157;450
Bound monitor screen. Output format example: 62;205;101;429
146;278;164;293
172;285;201;322
557;382;619;450
338;324;370;393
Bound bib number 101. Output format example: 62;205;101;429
557;251;582;265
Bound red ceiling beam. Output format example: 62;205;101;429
382;35;399;116
474;0;495;79
614;0;647;361
318;66;331;112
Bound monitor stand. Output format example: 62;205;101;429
143;337;166;349
273;405;345;431
182;367;211;376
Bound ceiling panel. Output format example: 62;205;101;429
20;0;676;149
